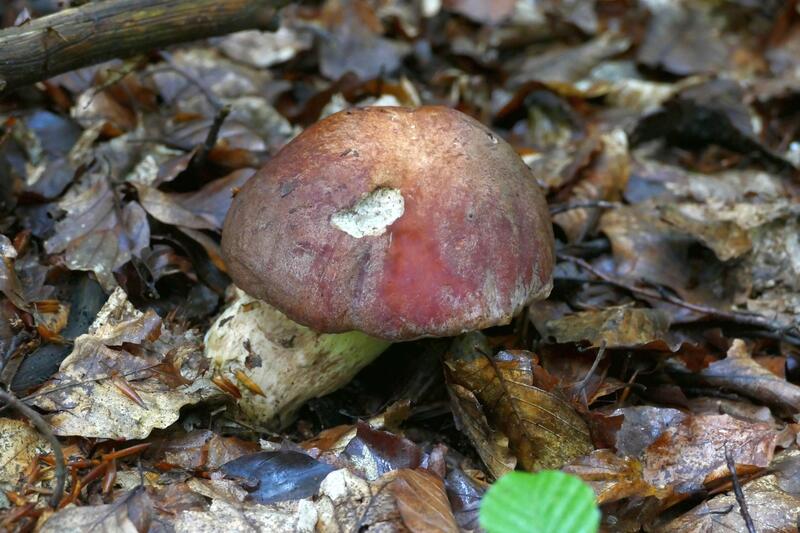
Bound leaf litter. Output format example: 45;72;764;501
2;1;800;531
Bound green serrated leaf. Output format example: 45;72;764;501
479;471;600;533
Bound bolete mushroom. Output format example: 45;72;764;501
205;105;554;426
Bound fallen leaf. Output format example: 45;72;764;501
342;421;422;481
0;418;48;488
32;288;219;439
564;450;664;505
391;469;459;533
642;414;779;496
672;339;800;414
447;383;516;479
445;334;593;471
535;305;672;349
40;487;152;533
221;451;335;504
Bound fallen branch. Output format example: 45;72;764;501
0;388;66;508
0;0;287;94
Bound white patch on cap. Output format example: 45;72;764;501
331;188;404;238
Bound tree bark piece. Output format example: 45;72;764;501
0;0;286;93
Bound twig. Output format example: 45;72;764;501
0;388;65;508
557;252;800;346
575;341;606;393
549;200;623;215
195;104;232;168
725;445;756;533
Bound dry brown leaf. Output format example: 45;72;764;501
391;469;459;533
447;383;516;479
564;449;665;505
445;334;593;471
599;204;695;294
553;129;630;243
535;305;672;349
443;0;515;25
135;168;254;232
661;204;751;261
45;174;149;290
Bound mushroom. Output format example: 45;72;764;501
205;105;554;427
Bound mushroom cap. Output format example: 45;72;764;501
221;106;554;341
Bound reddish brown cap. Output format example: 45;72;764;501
221;106;554;340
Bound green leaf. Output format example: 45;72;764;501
479;471;600;533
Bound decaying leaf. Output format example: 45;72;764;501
642;414;779;496
32;288;219;439
445;334;593;471
44;173;149;290
0;418;48;489
173;497;318;533
40;487;152;533
656;470;800;532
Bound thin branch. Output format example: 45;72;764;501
725;445;756;533
0;388;65;508
557;252;800;346
0;0;287;93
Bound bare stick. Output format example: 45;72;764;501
0;0;287;93
725;445;756;533
0;388;65;508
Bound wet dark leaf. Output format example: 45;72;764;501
342;421;423;480
220;450;335;504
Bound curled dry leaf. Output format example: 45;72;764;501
445;334;592;471
447;383;516;479
391;469;459;533
672;339;800;414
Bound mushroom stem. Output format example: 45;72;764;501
204;288;391;428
